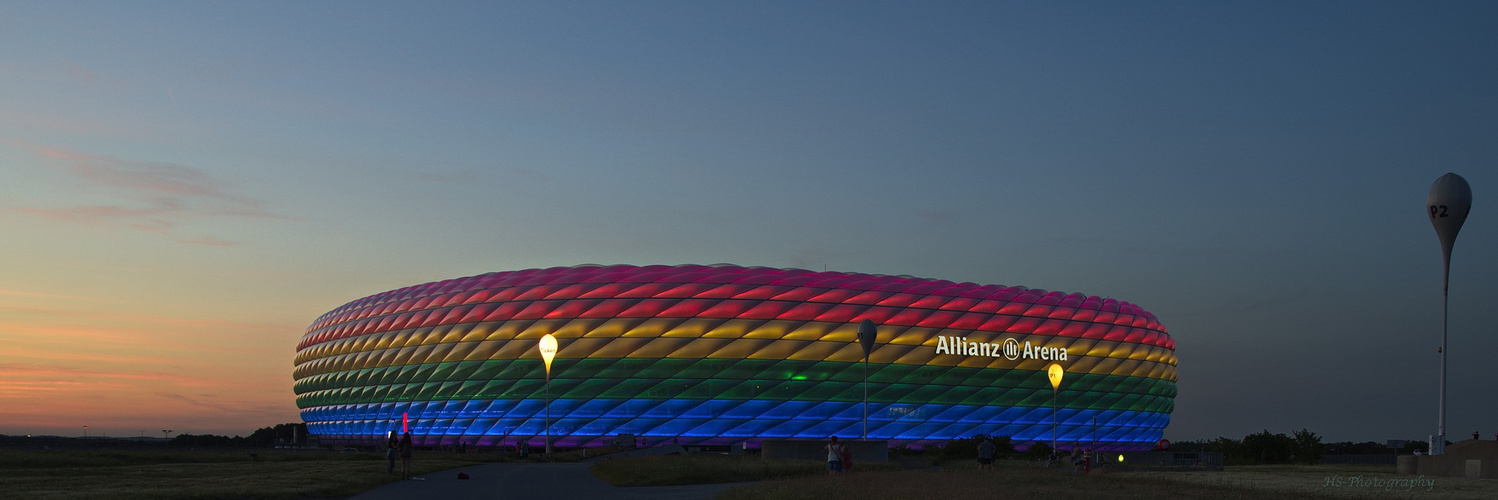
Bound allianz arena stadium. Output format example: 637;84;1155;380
293;264;1177;450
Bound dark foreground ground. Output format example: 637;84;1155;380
352;461;744;500
3;446;1495;500
361;460;1498;500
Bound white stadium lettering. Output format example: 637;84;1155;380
936;336;1068;363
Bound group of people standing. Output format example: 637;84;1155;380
385;431;414;479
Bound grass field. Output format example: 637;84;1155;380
715;460;1498;500
591;453;903;486
1125;463;1496;500
0;447;498;500
6;447;1495;500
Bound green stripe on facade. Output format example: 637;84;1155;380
296;358;1175;413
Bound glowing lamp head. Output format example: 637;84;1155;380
1117;454;1125;463
1047;363;1064;390
539;334;558;375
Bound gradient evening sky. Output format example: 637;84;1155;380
2;1;1494;443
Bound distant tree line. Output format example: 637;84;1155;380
0;423;310;449
170;423;309;448
1325;440;1428;455
937;434;1017;462
1168;429;1429;465
906;434;1019;463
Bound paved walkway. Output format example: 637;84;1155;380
351;460;744;500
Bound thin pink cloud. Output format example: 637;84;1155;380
0;107;149;140
0;380;88;399
3;322;285;358
6;346;186;366
35;145;227;198
0;363;213;386
1;141;291;244
177;234;236;246
157;392;237;413
64;63;99;84
2;302;291;330
131;218;179;233
6;203;177;224
5;325;167;347
0;288;104;301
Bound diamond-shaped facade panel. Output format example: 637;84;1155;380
294;264;1177;450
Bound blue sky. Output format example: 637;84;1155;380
1;1;1495;443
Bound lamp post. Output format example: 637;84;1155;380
857;320;878;441
162;429;172;440
539;333;558;460
83;425;88;439
1427;173;1472;456
1047;363;1064;451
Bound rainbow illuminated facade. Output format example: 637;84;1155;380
293;265;1177;449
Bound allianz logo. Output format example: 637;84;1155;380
935;336;1068;361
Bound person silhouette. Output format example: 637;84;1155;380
385;431;399;474
398;432;414;479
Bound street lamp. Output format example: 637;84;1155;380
857;320;878;441
1427;173;1471;456
539;333;558;460
1047;363;1065;451
83;425;88;439
162;429;173;440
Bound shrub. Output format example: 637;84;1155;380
1025;442;1053;461
1242;430;1295;465
1292;429;1323;465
